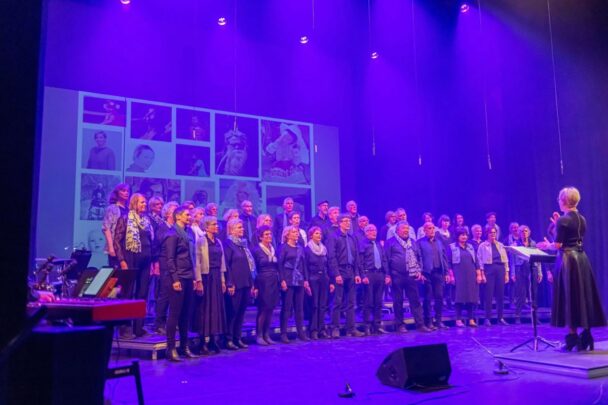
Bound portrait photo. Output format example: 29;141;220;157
184;180;216;208
265;185;312;224
175;144;210;177
215;114;260;178
218;179;262;218
261;120;311;184
125;176;182;203
130;102;172;142
82;96;126;127
79;173;122;220
81;128;122;171
176;108;210;142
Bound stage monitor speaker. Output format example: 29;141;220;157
376;343;451;389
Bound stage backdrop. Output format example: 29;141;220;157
36;87;341;268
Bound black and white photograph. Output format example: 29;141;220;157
125;176;182;203
130;102;172;142
218;179;262;218
175;144;210;177
265;185;312;224
78;173;122;220
176;108;210;142
261;120;311;184
184;180;216;208
81;128;122;171
215;114;259;178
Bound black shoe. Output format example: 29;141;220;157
498;318;509;326
436;322;449;330
346;330;364;338
166;348;182;362
298;332;310;341
264;334;276;345
119;332;136;340
178;347;200;359
363;327;371;336
236;339;249;349
579;329;594;351
256;337;269;346
154;326;166;335
417;325;432;333
376;327;388;334
135;329;149;338
331;329;341;339
396;325;408;333
310;331;319;340
483;319;492;327
426;323;438;331
562;333;580;352
280;334;291;344
198;343;210;356
318;330;329;339
225;341;239;350
210;341;222;354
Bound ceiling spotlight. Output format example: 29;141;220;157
299;35;309;44
218;17;227;26
120;0;131;4
371;51;379;59
460;3;470;13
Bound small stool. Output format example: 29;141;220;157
106;360;144;405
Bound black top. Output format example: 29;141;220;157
308;214;330;233
162;225;194;282
469;239;482;252
326;229;360;279
240;213;258;247
358;238;387;276
304;246;329;278
252;245;279;275
149;214;164;262
224;239;254;289
384;237;422;278
491;243;502;264
207;236;223;270
378;224;391;243
322;224;339;243
418;237;449;275
556;211;586;249
114;215;152;262
278;243;308;286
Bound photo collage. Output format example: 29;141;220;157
74;92;315;267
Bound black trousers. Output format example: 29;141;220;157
455;303;477;321
226;287;250;341
484;263;505;319
363;272;384;328
308;275;329;332
124;251;151;335
154;271;171;329
514;264;538;317
392;274;424;327
166;277;193;349
332;277;356;331
281;286;305;334
420;270;445;324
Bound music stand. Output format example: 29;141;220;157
506;246;557;352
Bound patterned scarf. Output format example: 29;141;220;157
259;242;277;263
307;240;327;256
394;233;421;273
126;211;153;253
229;236;257;278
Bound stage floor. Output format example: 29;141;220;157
105;324;608;404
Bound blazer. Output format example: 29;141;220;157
161;226;195;282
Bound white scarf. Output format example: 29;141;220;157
306;240;327;256
259;242;277;263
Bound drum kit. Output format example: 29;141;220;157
33;249;92;297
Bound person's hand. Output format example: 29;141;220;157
172;281;182;291
150;262;160;276
550;212;560;224
354;276;362;284
108;248;116;257
37;290;55;303
481;273;487;283
414;272;424;282
281;280;288;291
304;281;312;296
547;271;554;284
476;271;483;284
511;274;517;283
194;280;204;295
228;286;236;296
120;260;128;270
385;276;391;286
362;277;370;285
251;287;258;298
505;273;510;284
536;273;543;283
329;284;336;293
335;275;344;285
537;238;552;250
221;282;227;294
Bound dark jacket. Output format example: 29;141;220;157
358;238;387;276
326;229;360;279
113;214;152;263
161;225;194;282
304;246;329;278
278;243;308;287
384;237;422;278
224;239;254;289
417;236;449;275
240;213;258;247
252;245;279;289
308;214;330;233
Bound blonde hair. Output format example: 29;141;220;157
558;187;581;209
282;225;299;243
223;208;240;222
227;218;243;236
128;193;146;211
257;214;272;228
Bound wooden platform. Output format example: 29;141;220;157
496;340;608;379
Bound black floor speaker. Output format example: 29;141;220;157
376;343;451;389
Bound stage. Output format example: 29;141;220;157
105;324;608;404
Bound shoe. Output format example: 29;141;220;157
436;322;449;329
119;333;136;340
397;325;408;333
318;330;329;339
236;339;249;349
579;329;594;351
310;331;319;340
417;325;432;333
376;327;388;334
298;332;310;341
562;333;580;352
468;319;478;328
363;327;371;336
198;343;210;356
455;320;465;328
178;347;200;359
225;341;239;350
264;334;276;345
331;329;341;339
483;319;492;327
210;341;222;354
154;326;166;335
280;334;291;344
346;330;364;337
135;329;149;338
166;348;182;362
514;317;521;325
498;318;509;326
425;323;438;331
256;337;269;346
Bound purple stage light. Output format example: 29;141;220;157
299;35;309;44
460;3;470;13
371;51;379;60
218;17;227;26
120;0;131;5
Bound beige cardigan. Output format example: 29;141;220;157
195;235;227;282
